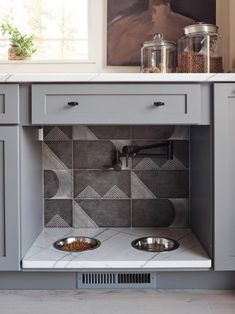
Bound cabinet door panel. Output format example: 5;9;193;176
0;140;5;257
214;83;235;270
0;126;20;270
0;85;19;124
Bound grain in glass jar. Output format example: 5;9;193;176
141;33;176;73
178;23;223;73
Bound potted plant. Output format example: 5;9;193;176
1;23;37;60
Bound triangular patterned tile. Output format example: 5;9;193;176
73;201;98;228
46;214;70;227
103;185;128;199
169;126;189;140
44;127;70;141
161;156;187;170
131;172;156;199
169;199;189;228
73;126;98;140
52;170;72;199
134;158;160;170
76;185;102;199
154;159;167;168
43;143;68;170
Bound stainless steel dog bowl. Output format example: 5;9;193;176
131;236;179;252
53;237;101;252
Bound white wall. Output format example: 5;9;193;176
0;0;233;73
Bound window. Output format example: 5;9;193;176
0;0;89;61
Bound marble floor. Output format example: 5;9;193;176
0;290;234;314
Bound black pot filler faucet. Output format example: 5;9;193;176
113;141;174;171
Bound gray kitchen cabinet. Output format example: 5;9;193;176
214;83;235;271
0;79;234;289
0;85;19;124
31;84;203;125
0;126;20;270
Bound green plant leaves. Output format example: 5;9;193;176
1;23;37;57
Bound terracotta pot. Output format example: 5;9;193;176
8;46;29;60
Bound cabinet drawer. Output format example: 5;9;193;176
0;84;19;124
31;84;202;125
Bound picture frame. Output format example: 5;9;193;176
107;0;216;66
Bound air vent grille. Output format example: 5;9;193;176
77;272;156;289
82;273;116;285
118;273;151;284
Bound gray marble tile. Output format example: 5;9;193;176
73;140;116;169
170;126;190;140
73;125;98;140
173;140;189;168
44;141;72;169
44;170;72;199
43;143;68;170
169;199;189;228
73;201;98;228
44;126;72;141
44;199;72;227
131;172;157;199
88;126;130;139
132;126;190;140
42;124;190;229
75;200;131;227
132;126;175;139
74;170;130;199
132;199;175;227
133;170;189;198
44;170;60;198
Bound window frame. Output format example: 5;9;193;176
0;0;98;65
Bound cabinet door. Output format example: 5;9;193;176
0;126;20;270
214;83;235;270
0;85;19;124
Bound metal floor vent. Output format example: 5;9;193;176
77;272;156;289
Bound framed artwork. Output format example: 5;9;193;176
107;0;216;66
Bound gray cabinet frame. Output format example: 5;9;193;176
0;126;20;270
0;85;19;124
214;83;235;270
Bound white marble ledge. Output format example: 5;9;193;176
1;72;235;83
0;74;12;82
22;228;211;270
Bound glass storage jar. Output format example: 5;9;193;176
178;23;223;73
141;33;176;73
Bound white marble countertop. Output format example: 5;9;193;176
22;228;211;270
0;73;235;83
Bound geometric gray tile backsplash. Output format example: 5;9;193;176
43;125;190;228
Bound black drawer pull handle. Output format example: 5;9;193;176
154;102;165;107
68;101;79;107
